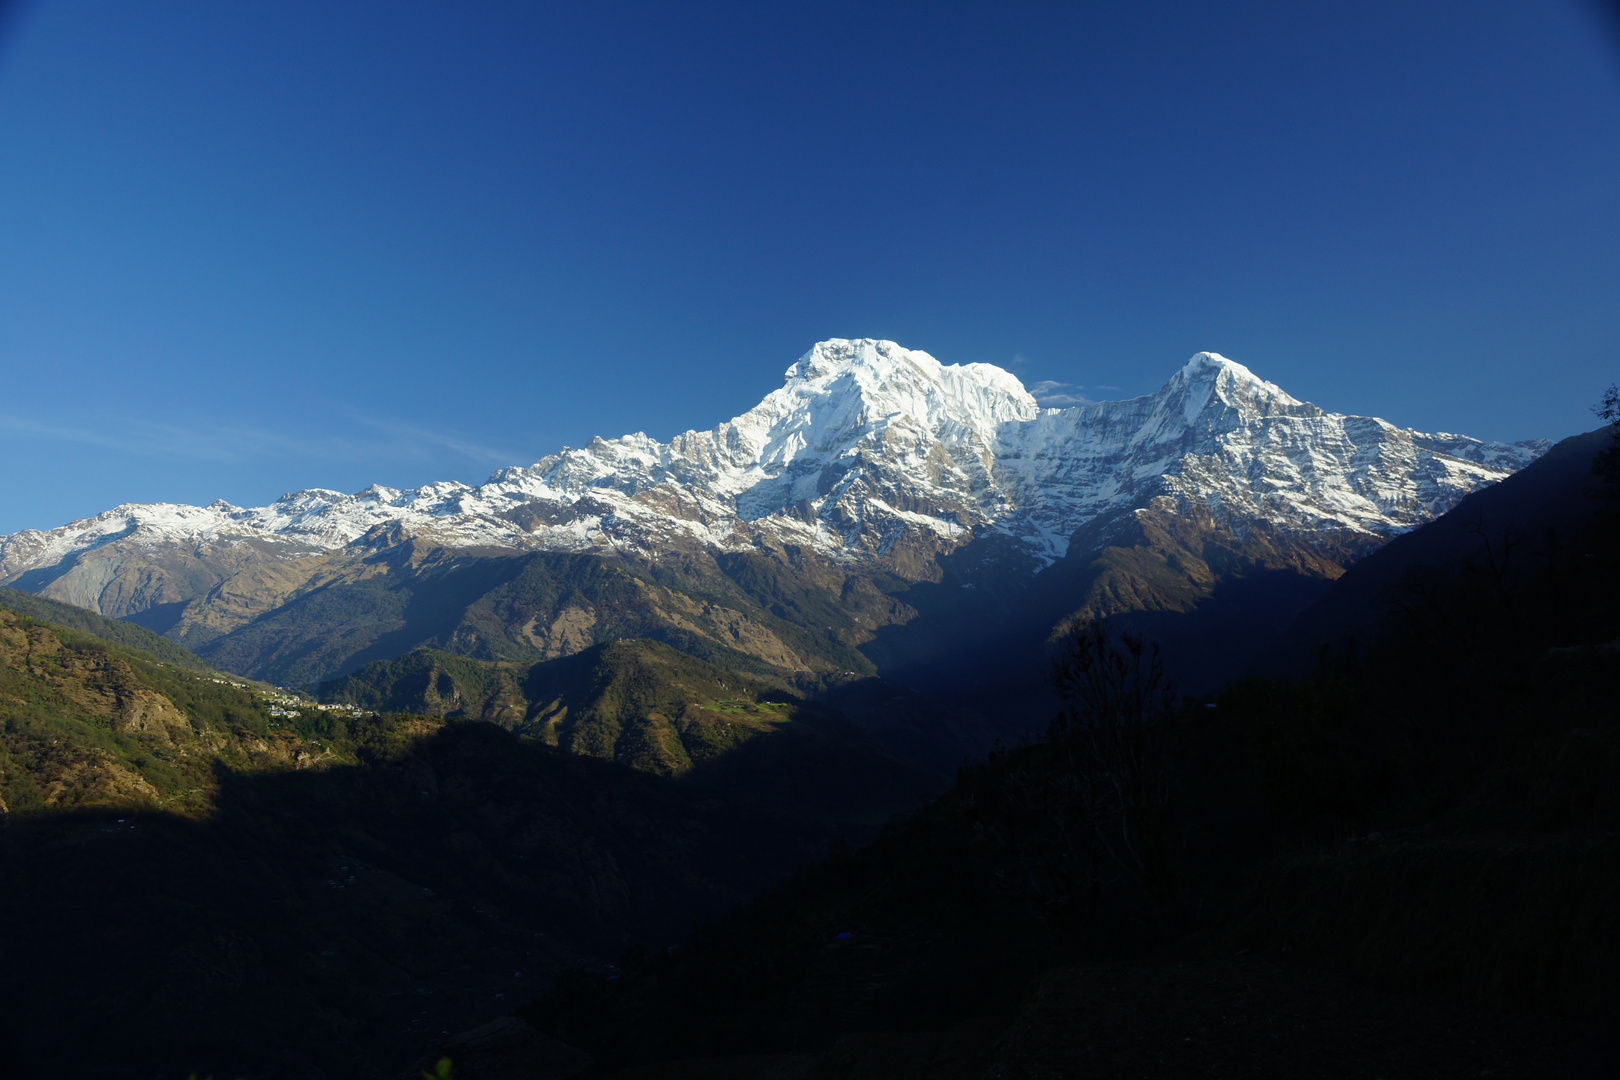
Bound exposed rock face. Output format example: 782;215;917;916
0;341;1544;685
527;605;599;659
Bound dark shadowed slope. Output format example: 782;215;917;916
0;720;841;1080
1256;426;1615;680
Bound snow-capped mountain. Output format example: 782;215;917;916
0;339;1544;594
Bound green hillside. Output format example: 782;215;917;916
0;605;302;816
0;587;214;671
322;639;943;825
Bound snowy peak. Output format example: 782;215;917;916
1159;351;1317;424
764;338;1039;448
784;339;1036;411
0;340;1549;591
1175;351;1266;384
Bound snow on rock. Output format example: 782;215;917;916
0;340;1548;584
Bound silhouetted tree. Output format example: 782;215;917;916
1593;382;1620;494
959;620;1183;927
1046;619;1179;915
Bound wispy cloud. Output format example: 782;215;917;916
0;409;523;470
342;414;520;466
0;415;148;453
1028;380;1094;407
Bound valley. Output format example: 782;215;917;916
0;342;1609;1080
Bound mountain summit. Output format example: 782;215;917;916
0;339;1548;693
1;338;1543;604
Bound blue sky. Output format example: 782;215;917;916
1;1;1617;534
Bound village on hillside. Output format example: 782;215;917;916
205;677;374;720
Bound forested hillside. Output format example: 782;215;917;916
321;639;945;825
0;600;858;1079
0;602;290;815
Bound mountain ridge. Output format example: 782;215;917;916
0;340;1544;598
319;638;944;825
0;341;1548;702
0;587;214;671
1253;425;1618;680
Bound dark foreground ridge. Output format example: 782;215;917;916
512;425;1620;1080
0;718;844;1079
584;959;1594;1080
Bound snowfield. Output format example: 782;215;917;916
0;340;1546;582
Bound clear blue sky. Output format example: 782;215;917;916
1;0;1617;534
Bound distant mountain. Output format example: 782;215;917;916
1;341;1541;581
0;340;1544;705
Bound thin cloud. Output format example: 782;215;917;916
0;414;146;453
344;414;520;466
0;409;524;471
0;414;259;459
1028;380;1094;407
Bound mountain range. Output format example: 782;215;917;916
4;338;1609;1080
0;339;1545;721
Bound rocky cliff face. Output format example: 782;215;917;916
1;340;1541;591
0;341;1545;687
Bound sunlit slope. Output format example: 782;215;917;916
0;603;300;815
0;586;213;671
166;545;893;689
323;638;942;824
